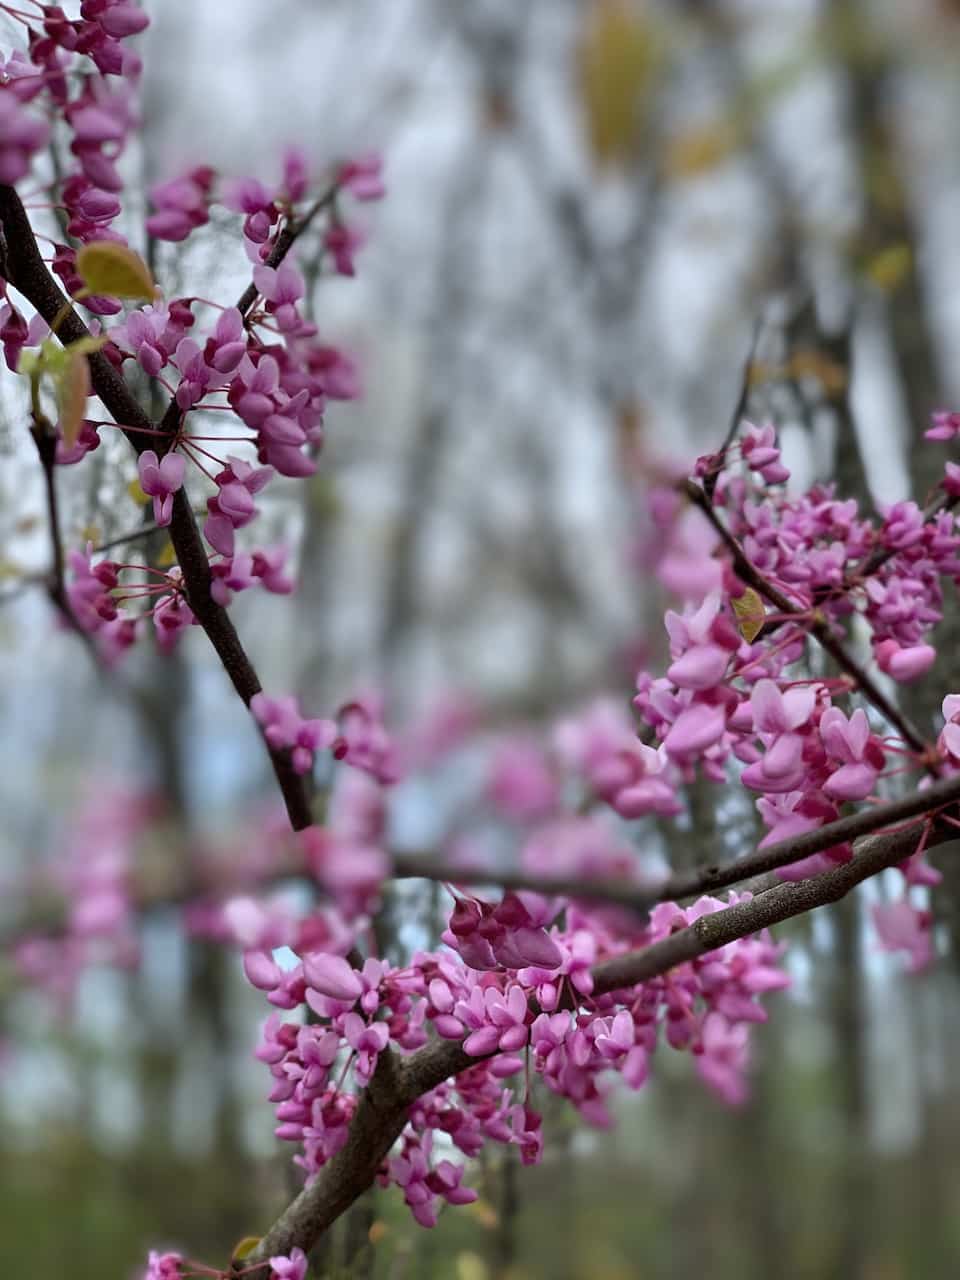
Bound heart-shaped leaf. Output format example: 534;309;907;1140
76;241;155;300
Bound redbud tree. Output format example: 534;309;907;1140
3;6;960;1279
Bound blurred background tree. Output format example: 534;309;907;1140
4;1;960;1277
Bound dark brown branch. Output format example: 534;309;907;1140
0;183;314;831
396;770;960;903
28;405;85;635
9;772;960;954
235;187;338;319
243;810;960;1272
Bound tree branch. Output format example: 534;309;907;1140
27;402;93;645
0;183;314;831
242;809;960;1273
8;772;959;954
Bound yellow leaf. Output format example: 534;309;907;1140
456;1252;490;1280
467;1197;499;1230
865;243;912;292
785;349;848;397
746;359;777;388
76;241;155;300
731;586;765;642
57;349;90;449
64;334;109;359
155;538;176;568
128;477;149;506
17;348;41;376
579;0;658;168
0;558;25;581
231;1236;261;1262
663;119;740;179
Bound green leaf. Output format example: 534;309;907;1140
75;241;155;300
57;348;90;448
37;337;68;376
731;586;766;642
231;1236;262;1262
63;335;109;359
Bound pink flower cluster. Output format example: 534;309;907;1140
2;44;380;661
245;887;788;1228
14;786;155;1007
251;693;337;777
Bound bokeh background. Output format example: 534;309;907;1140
5;1;960;1276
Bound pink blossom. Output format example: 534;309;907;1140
925;409;960;441
740;422;790;484
872;899;934;973
875;639;936;683
0;92;51;183
324;222;365;276
269;1247;307;1280
332;697;401;784
203;457;273;557
819;707;883;801
223;175;278;242
487;739;558;820
147;167;213;241
695;1013;750;1105
303;952;363;1002
137;450;185;527
253;261;306;333
142;1251;182;1280
338;153;385;201
56;419;101;465
662;703;727;760
251;693;336;775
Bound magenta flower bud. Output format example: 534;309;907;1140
876;640;936;683
242;949;282;991
146;209;194;242
463;1026;500;1056
70;104;125;143
433;1015;465;1039
823;762;877;801
428;977;454;1013
490;1055;524;1077
448;899;481;938
667;644;730;691
98;2;150;37
302;951;363;1002
510;926;562;971
662;704;726;759
74;187;120;221
215;481;255;523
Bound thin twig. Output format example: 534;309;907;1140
26;404;98;654
703;316;763;503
